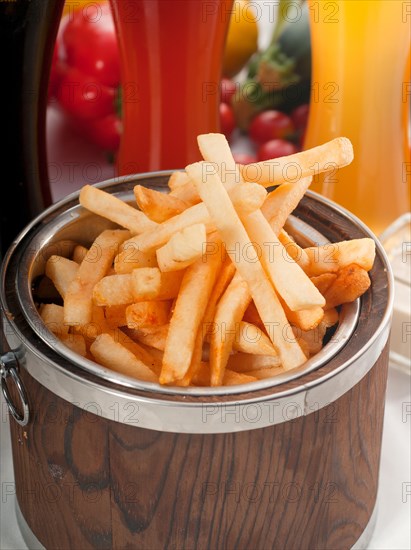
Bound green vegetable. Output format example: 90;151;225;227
233;0;311;130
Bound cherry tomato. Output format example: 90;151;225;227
81;113;122;151
257;139;298;161
220;102;236;140
233;152;257;165
249;110;294;145
57;66;116;121
221;78;237;105
291;104;310;130
62;2;120;88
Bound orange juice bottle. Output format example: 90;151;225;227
304;0;410;235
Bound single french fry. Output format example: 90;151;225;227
261;177;313;233
323;264;371;309
113;328;159;368
242;210;325;311
190;361;211;386
64;229;130;325
45;256;79;299
126;301;171;329
295;321;328;357
160;238;223;384
228;182;267;216
186;162;307;371
240;137;354;187
114;247;157;274
156;223;206;272
168;170;191;190
72;304;107;342
223;370;257;386
227;352;281;372
129;324;169;352
202;258;236;340
280;296;324;331
310;272;338;296
303;239;376;276
72;245;89;264
60;333;87;357
197;133;243;190
131;268;183;301
134;185;189;223
322;307;339;328
278;230;310;270
243;366;284;379
234;322;277;356
80;185;157;234
104;304;127;328
90;333;157;382
39;303;69;336
170;181;201;205
93;273;134;306
209;272;252;386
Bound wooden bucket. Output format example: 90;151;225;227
0;173;393;549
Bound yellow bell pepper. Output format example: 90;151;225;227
223;0;259;78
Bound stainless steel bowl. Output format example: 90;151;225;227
0;172;393;433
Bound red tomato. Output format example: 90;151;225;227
220;102;236;139
57;67;116;120
221;78;237;105
48;37;63;99
81;113;122;151
62;2;120;88
233;152;257;165
257;139;298;161
291;104;310;130
249;110;294;145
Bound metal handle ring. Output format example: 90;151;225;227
1;352;30;427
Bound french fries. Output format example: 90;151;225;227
186;162;307;371
36;133;376;388
64;230;130;326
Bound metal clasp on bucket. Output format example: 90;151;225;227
1;352;29;426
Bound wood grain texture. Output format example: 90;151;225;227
8;343;389;550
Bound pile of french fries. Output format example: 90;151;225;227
38;134;375;387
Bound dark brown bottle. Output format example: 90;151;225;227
0;0;64;258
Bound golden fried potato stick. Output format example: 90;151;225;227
80;185;157;234
240;137;354;187
134;185;189;223
90;333;158;382
210;272;252;386
45;256;79;299
234;322;277;356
